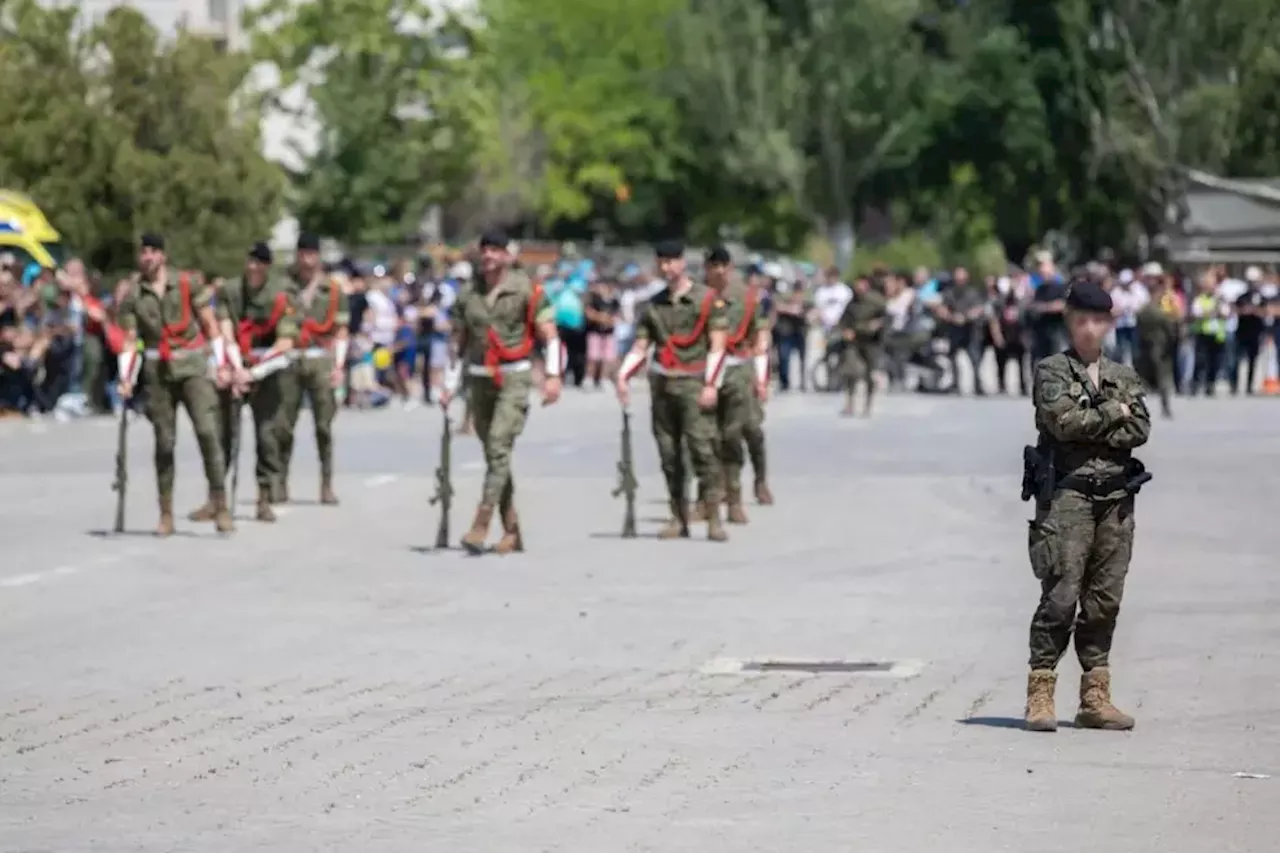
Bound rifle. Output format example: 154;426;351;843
429;407;454;548
111;402;130;534
226;396;244;519
611;405;638;538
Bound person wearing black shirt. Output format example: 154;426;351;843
772;283;808;391
939;266;987;395
1233;272;1269;394
584;279;621;388
1028;278;1069;365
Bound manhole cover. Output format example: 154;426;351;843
741;661;895;674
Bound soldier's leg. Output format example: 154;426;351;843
273;363;301;502
180;375;232;532
146;375;179;534
1071;496;1137;729
490;374;533;554
308;357;339;502
1027;491;1096;670
648;379;686;536
720;375;750;522
249;375;284;519
680;383;727;541
861;345;881;414
81;333;107;414
189;387;235;521
744;392;770;503
460;377;501;552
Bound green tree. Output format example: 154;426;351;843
247;0;471;244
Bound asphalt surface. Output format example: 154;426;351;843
1;386;1276;852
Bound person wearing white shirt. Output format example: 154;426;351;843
1109;269;1149;366
813;268;853;333
1215;269;1248;390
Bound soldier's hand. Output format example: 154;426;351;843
329;366;343;389
615;380;630;408
215;364;232;389
117;380;134;400
541;376;563;407
755;380;769;401
439;389;454;410
698;385;718;410
842;329;855;341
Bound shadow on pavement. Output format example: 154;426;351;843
958;716;1077;730
85;528;202;540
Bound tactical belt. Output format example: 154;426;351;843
467;359;532;376
1056;473;1128;497
301;347;330;359
648;363;702;376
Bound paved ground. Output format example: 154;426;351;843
1;387;1276;852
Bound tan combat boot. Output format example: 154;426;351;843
460;504;495;554
1024;669;1058;732
725;483;749;524
493;506;524;555
186;490;217;522
707;513;728;542
211;489;234;534
320;479;339;506
754;480;774;505
1074;667;1135;730
687;500;707;522
256;489;277;523
156;491;175;538
657;501;689;540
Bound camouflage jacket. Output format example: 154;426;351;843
635;280;728;371
720;282;768;363
1033;350;1152;497
117;270;210;380
454;269;553;368
838;290;888;341
217;275;299;353
290;271;350;348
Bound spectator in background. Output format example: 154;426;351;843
772;277;809;392
584;276;620;388
1216;266;1248;390
1030;249;1062;290
939;265;987;395
1189;269;1229;396
1109;269;1148;366
1027;263;1068;364
882;271;915;389
552;271;588;387
1233;265;1269;394
365;267;407;403
813;264;853;342
989;273;1029;395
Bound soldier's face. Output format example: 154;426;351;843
1067;310;1113;353
658;256;685;283
245;258;267;284
138;246;164;277
297;249;320;276
706;261;729;286
480;244;507;275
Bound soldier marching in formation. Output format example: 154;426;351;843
440;229;563;555
1023;280;1151;733
215;242;299;522
277;233;349;506
836;274;888;418
115;234;232;535
616;240;730;542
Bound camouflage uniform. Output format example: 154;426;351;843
716;281;769;521
637;282;730;540
1025;351;1151;731
1134;294;1180;418
117;271;229;533
278;271;348;504
215;275;300;520
837;289;888;415
742;385;770;503
453;268;553;554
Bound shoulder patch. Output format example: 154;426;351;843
1040;380;1064;403
1067;381;1082;399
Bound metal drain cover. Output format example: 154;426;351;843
700;657;924;677
742;660;894;674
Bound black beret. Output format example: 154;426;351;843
1066;280;1114;313
654;239;684;259
297;232;321;251
479;228;509;250
248;241;272;264
140;233;165;251
704;245;731;265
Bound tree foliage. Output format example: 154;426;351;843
0;0;283;274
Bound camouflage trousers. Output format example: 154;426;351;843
688;367;753;501
279;353;338;484
652;374;723;510
743;383;766;483
1135;350;1175;415
1027;490;1136;671
469;370;532;508
841;342;880;402
144;369;225;497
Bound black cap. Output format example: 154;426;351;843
1065;280;1114;313
479;228;509;250
140;233;165;251
297;232;321;251
654;239;684;260
704;245;731;265
248;242;272;264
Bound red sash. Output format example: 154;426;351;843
656;290;715;370
726;288;758;357
157;272;206;361
483;285;543;387
237;290;290;364
298;279;341;347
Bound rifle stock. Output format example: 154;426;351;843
111;404;129;533
611;407;638;538
429;409;453;548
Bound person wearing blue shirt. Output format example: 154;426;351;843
553;277;587;387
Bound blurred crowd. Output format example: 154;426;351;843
4;245;1278;422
